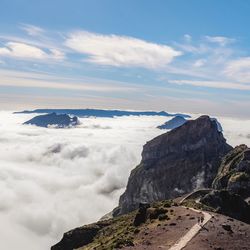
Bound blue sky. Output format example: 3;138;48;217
0;0;250;117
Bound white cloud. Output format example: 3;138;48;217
0;112;167;250
224;57;250;83
0;112;250;250
0;42;64;61
20;24;44;37
65;31;182;69
169;79;250;90
193;59;206;67
205;36;235;46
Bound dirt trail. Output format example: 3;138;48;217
167;208;211;250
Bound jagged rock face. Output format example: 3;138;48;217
51;221;110;250
200;190;250;223
212;144;250;198
117;116;232;215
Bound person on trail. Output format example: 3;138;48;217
201;216;204;225
197;217;200;225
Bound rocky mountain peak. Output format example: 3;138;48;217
116;115;232;215
23;113;80;128
142;115;225;168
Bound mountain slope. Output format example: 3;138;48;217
51;199;250;250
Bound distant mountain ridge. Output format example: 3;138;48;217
157;116;187;130
14;108;190;118
24;112;80;128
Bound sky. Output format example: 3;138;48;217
1;0;250;117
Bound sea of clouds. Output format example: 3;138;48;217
0;111;249;250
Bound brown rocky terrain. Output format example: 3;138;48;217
183;212;250;250
52;199;250;250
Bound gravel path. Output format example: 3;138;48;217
167;208;212;250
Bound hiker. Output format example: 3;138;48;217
201;216;204;224
197;217;201;225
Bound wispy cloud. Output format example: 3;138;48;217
205;36;235;46
0;42;64;61
224;57;250;83
0;69;137;92
65;31;182;69
169;79;250;91
20;24;45;37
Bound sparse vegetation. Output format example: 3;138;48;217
182;199;215;212
229;172;250;183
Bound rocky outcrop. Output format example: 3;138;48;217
133;203;150;226
200;190;250;223
51;221;110;250
157;116;187;130
212;144;250;199
24;112;80;128
116;116;232;215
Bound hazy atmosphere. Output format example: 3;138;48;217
1;1;250;117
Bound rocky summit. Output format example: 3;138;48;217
23;112;80;128
116;115;232;215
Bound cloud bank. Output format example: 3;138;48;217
0;112;167;250
0;112;250;250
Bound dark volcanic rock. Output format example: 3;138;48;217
222;224;233;232
157;116;187;130
133;203;150;226
23;112;80;128
51;221;110;250
212;144;250;198
200;190;250;223
116;116;232;215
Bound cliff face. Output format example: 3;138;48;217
212;144;250;198
117;116;232;215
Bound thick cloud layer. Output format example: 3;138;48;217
0;112;249;250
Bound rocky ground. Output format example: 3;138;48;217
184;212;250;250
52;199;250;250
120;206;199;250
